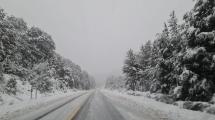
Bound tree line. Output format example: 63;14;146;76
122;0;215;102
0;8;95;97
105;75;125;90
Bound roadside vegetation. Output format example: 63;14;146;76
106;0;215;114
0;8;95;102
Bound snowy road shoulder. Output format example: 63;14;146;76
102;90;215;120
0;90;87;120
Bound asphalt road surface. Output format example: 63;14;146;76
11;90;126;120
72;90;125;120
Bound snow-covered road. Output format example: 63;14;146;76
1;89;215;120
73;90;125;120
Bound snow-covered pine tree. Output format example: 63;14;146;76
155;22;173;94
5;78;17;95
27;27;55;62
180;0;215;101
0;8;17;88
136;40;153;91
153;11;184;95
123;49;139;91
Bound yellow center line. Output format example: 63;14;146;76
66;92;92;120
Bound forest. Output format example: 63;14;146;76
0;8;95;98
106;0;215;102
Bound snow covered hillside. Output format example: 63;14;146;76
0;7;96;114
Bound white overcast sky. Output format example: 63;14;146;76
0;0;194;86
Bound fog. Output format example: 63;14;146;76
0;0;194;87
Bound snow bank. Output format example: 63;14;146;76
102;90;215;120
0;90;85;120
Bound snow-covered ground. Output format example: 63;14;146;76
0;90;86;120
102;89;215;120
2;89;215;120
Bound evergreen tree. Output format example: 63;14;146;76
168;11;178;38
180;0;215;101
123;49;139;91
155;23;172;94
27;27;55;62
5;78;17;95
137;41;153;91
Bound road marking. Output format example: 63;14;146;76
33;92;87;120
66;104;82;120
67;92;94;120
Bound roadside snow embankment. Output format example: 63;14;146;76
102;90;215;120
0;90;85;120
